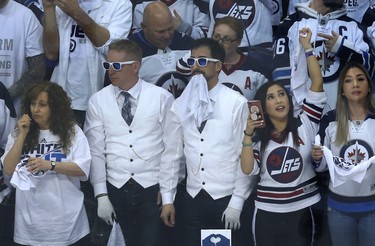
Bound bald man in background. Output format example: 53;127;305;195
128;1;194;98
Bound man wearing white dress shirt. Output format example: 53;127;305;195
84;39;174;246
159;38;254;246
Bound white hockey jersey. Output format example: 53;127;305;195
317;110;375;212
207;0;273;47
251;90;326;213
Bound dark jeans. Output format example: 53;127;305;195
254;207;314;246
183;189;253;246
107;180;164;246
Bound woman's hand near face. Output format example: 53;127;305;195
3;115;32;175
18;114;32;136
245;117;263;136
27;157;51;173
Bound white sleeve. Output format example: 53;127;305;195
71;127;92;181
96;0;133;53
228;98;253;211
84;96;107;196
159;102;184;205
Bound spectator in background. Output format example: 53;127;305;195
160;38;253;246
85;39;174;246
206;0;273;50
1;81;91;245
42;0;132;127
273;0;370;115
0;0;45;112
128;1;194;98
179;16;268;100
345;0;375;23
132;0;210;40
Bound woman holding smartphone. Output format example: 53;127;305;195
1;81;91;245
240;27;325;246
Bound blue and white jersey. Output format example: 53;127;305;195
219;53;268;100
318;110;375;213
273;0;369;113
207;0;273;47
251;90;326;213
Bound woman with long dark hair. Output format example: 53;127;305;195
1;81;91;245
241;27;326;246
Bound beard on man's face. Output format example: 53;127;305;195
322;0;344;11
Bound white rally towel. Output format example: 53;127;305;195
175;74;213;127
315;135;375;187
289;24;309;113
107;222;126;246
10;157;46;191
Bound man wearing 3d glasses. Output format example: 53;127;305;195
84;39;174;246
159;38;255;246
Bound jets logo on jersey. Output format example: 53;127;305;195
156;72;188;98
313;40;340;83
213;0;256;28
267;146;303;183
70;24;86;52
339;139;374;164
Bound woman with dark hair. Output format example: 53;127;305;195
240;27;326;246
312;62;375;246
1;81;91;245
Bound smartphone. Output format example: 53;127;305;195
248;100;265;128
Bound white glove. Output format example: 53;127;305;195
97;195;116;225
221;206;241;230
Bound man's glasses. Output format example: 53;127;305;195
186;57;220;67
102;61;135;71
212;34;237;45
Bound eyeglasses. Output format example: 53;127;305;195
212;34;237;45
102;61;135;71
186;57;220;67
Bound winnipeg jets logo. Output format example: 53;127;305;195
213;0;256;28
156;72;188;98
340;139;373;165
267;146;303;183
316;48;336;75
313;40;341;83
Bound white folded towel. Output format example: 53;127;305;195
175;74;213;127
315;135;375;187
10;157;45;191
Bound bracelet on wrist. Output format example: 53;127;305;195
244;130;253;137
305;51;315;58
96;193;108;199
305;48;315;58
242;142;253;147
